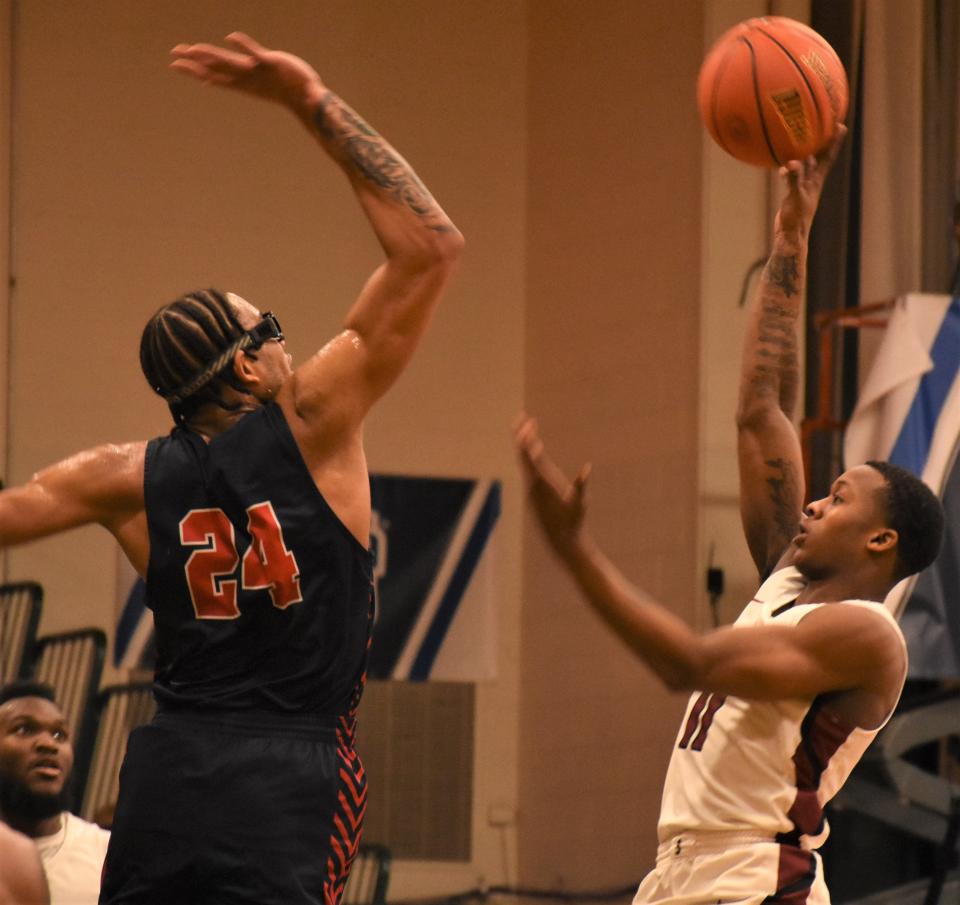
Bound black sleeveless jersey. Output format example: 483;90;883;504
143;402;374;714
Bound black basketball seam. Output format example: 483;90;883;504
752;25;826;140
708;38;742;159
743;36;781;167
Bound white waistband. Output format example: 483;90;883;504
657;831;775;861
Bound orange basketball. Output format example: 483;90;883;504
697;16;849;168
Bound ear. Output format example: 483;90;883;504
867;527;898;555
232;347;260;388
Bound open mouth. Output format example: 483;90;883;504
29;760;62;780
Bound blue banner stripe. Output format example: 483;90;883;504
889;298;960;474
113;579;147;667
410;484;502;680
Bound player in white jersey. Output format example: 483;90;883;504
515;128;945;904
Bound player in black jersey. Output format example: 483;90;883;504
0;33;462;905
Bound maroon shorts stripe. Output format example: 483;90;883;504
761;845;817;904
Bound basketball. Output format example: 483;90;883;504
697;16;849;168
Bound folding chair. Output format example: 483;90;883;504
80;682;156;824
343;843;391;905
0;582;43;686
30;629;106;807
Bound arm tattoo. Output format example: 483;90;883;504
766;253;800;298
314;91;453;233
748;296;799;400
765;457;801;548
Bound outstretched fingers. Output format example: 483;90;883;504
169;39;257;84
572;463;592;509
514;413;547;483
779;123;847;190
225;32;268;58
514;413;591;533
170;34;325;112
515;414;571;490
803;124;848;187
779;158;802;191
775;122;848;234
169;60;238;86
817;123;848;170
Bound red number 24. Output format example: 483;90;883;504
179;503;303;619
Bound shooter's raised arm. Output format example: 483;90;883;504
735;130;844;579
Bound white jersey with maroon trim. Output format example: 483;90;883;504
656;565;907;851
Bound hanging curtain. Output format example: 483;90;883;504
921;0;960;293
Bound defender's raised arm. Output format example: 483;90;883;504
170;34;463;433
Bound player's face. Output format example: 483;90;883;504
792;465;890;579
229;293;294;396
0;697;73;800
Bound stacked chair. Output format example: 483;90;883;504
343;843;392;905
0;581;43;685
80;682;155;823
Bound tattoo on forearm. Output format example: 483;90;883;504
765;457;801;546
766;254;800;298
748;296;799;400
314;92;453;232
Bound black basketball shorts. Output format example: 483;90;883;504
99;708;367;905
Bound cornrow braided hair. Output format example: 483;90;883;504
140;289;253;425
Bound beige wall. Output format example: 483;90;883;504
0;0;11;495
0;0;783;897
521;0;703;885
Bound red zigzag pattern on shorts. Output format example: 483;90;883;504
324;714;368;905
325;582;374;905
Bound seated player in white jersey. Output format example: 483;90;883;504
0;682;110;905
515;129;945;904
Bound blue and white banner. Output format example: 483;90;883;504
114;474;501;682
843;292;960;677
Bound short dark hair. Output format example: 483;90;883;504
866;460;945;579
139;288;251;425
0;681;57;708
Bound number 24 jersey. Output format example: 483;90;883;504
144;402;374;714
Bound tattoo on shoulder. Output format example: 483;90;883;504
313;92;453;233
765;456;801;546
767;254;800;298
